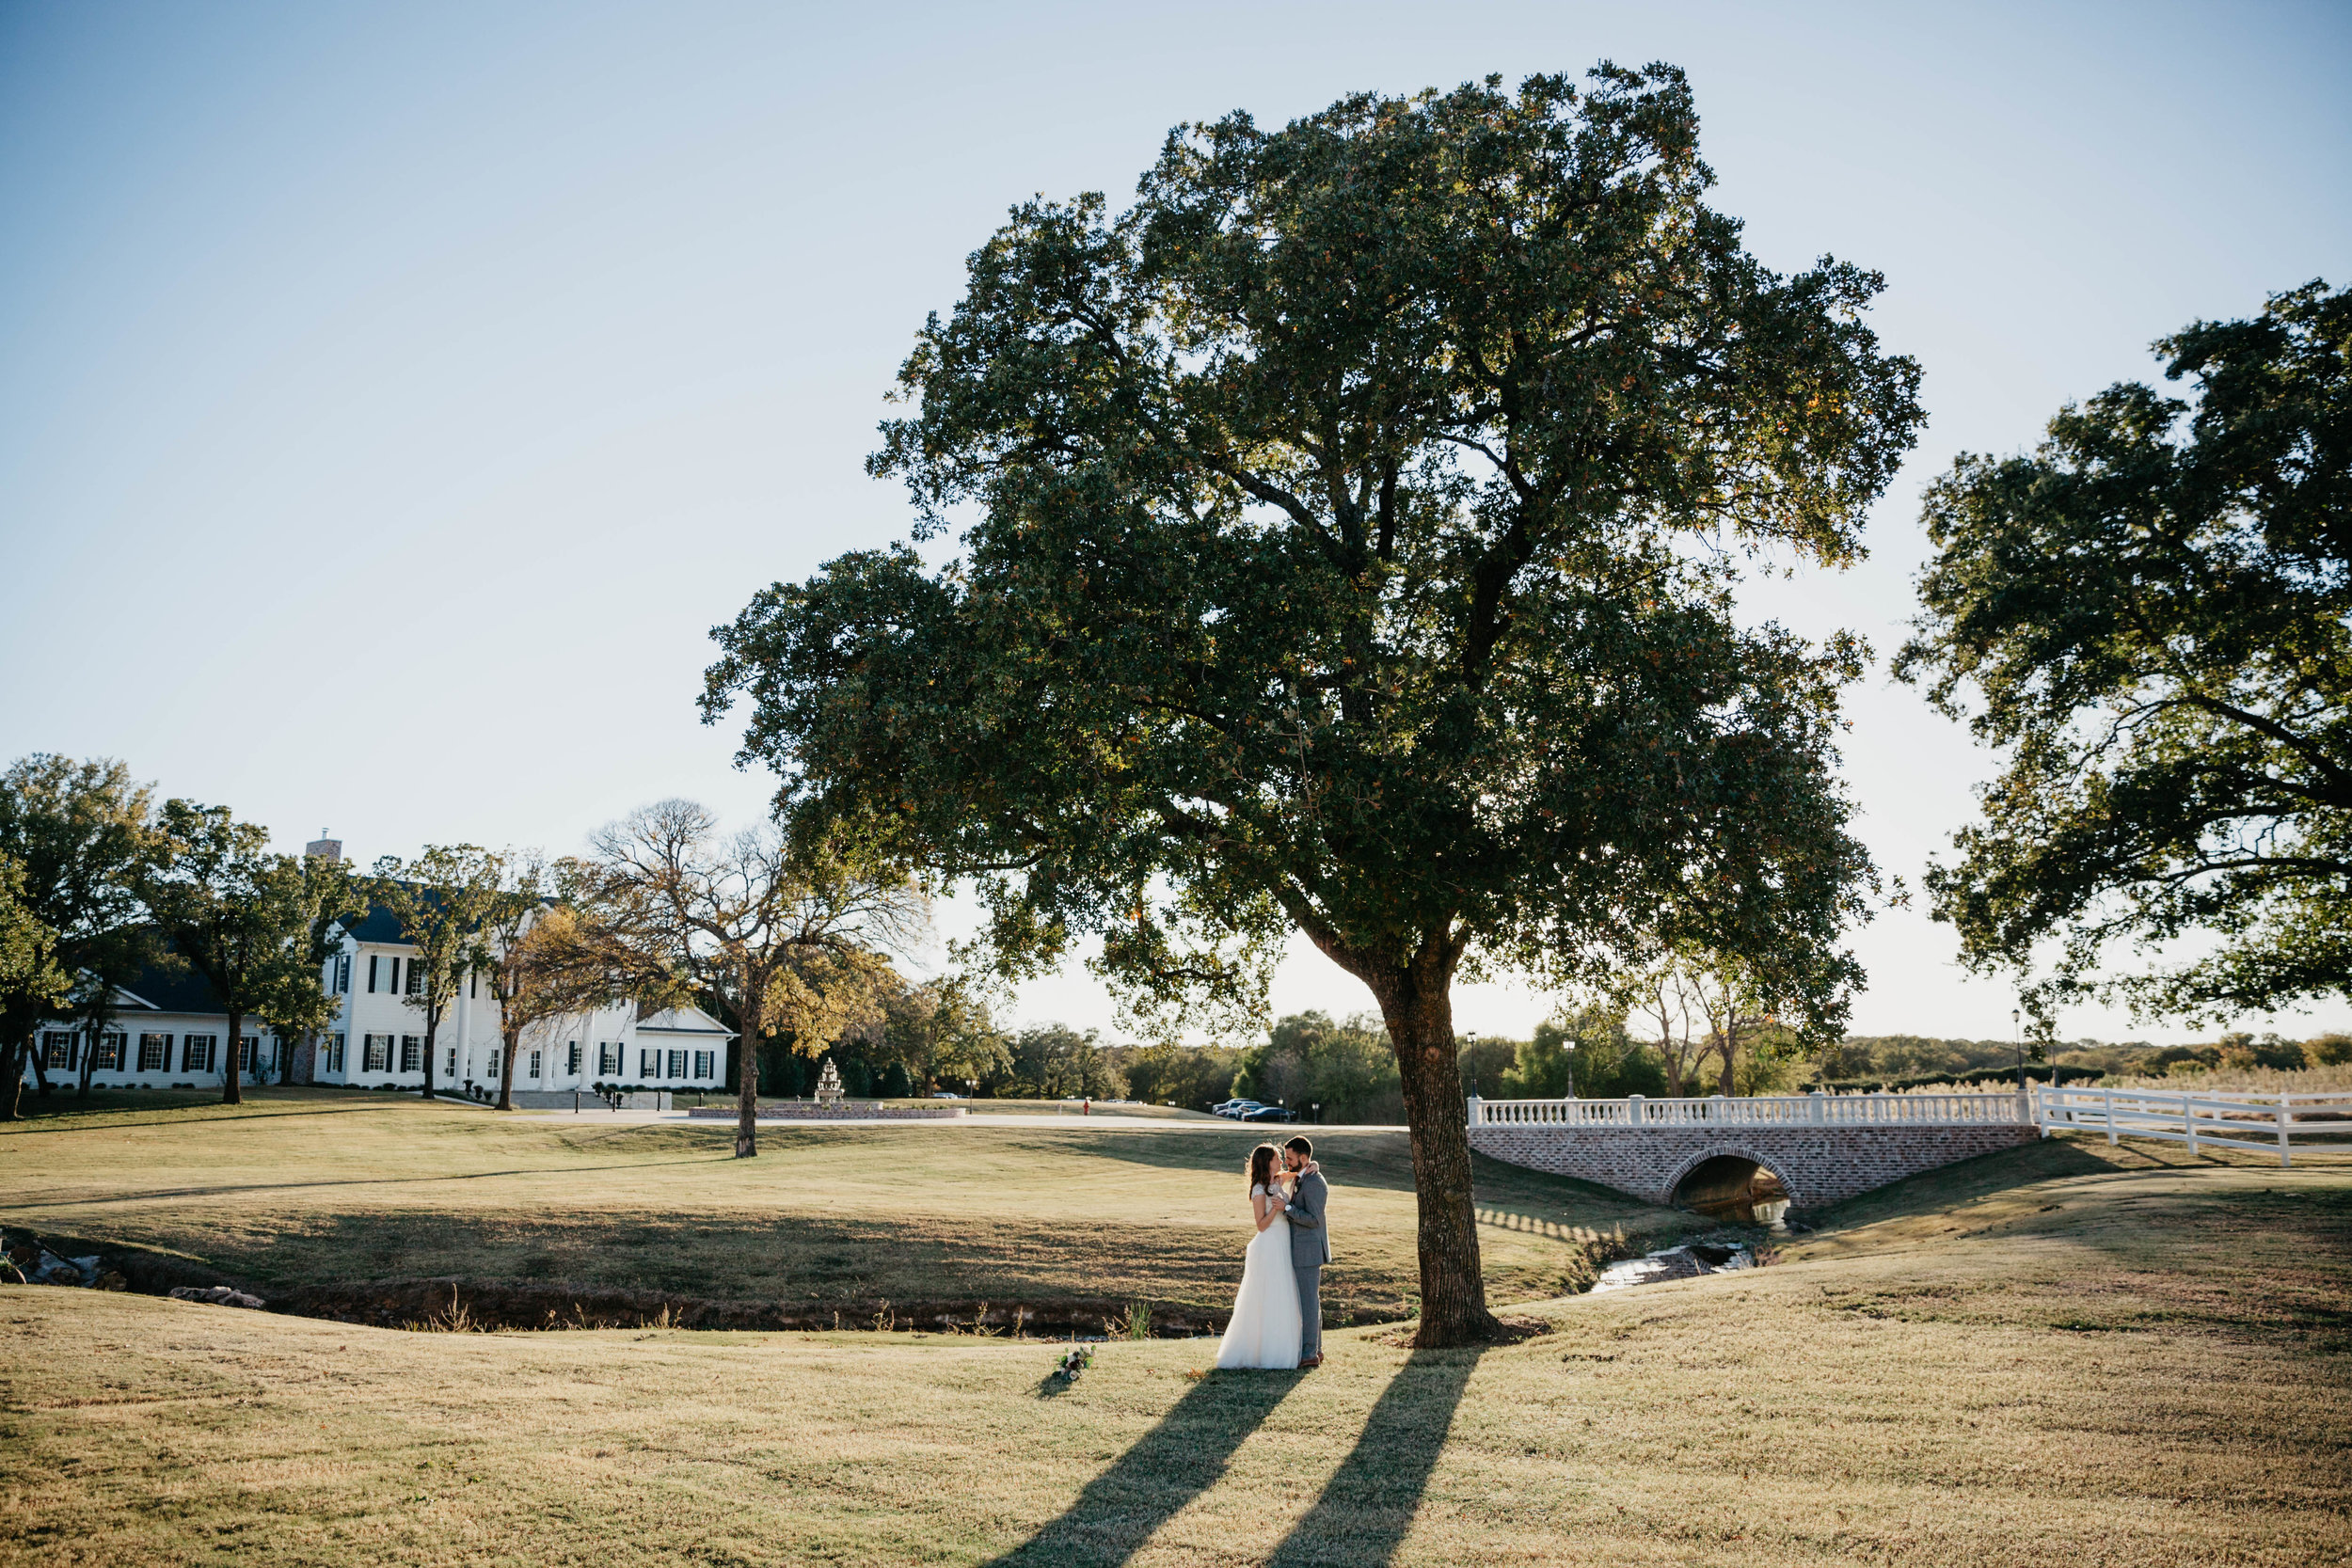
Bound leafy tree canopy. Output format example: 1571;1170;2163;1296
705;66;1920;1340
1898;281;2350;1024
140;801;334;1105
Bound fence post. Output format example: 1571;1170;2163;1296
2278;1093;2292;1169
2185;1093;2198;1157
1465;1095;1484;1129
1627;1093;1645;1128
1809;1090;1825;1125
2103;1087;2117;1146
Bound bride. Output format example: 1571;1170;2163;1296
1215;1143;1302;1370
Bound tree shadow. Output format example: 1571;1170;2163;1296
1266;1348;1483;1567
985;1369;1300;1566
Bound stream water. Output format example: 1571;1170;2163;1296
1590;1241;1759;1293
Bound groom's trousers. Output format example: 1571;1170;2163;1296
1295;1264;1323;1359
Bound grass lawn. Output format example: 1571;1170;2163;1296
0;1088;1687;1325
1;1119;2345;1565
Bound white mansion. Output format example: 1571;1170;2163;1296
22;840;733;1098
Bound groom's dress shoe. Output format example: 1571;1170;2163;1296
1298;1355;1323;1369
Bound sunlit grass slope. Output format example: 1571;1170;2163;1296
0;1088;1683;1318
2;1138;2345;1566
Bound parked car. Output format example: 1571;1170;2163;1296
1242;1104;1294;1123
930;1091;961;1099
1212;1099;1263;1118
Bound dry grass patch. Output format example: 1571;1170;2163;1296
2;1144;2346;1566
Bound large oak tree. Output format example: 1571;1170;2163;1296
1898;281;2349;1024
704;67;1920;1342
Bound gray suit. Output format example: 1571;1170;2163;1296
1283;1166;1332;1359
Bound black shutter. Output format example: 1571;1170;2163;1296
367;955;378;993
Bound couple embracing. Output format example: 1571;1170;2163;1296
1215;1135;1331;1370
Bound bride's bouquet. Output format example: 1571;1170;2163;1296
1055;1345;1094;1381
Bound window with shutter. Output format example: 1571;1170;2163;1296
138;1034;170;1071
400;1037;421;1072
566;1042;581;1075
668;1050;687;1079
640;1048;658;1078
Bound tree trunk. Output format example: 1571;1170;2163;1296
223;1007;243;1105
27;1044;51;1097
420;1007;438;1100
497;1032;519;1111
76;1013;101;1097
736;982;763;1159
1344;931;1499;1349
1718;1020;1738;1098
2;1036;25;1119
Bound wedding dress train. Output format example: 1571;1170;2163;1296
1215;1183;1303;1370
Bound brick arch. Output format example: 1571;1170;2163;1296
1660;1144;1806;1210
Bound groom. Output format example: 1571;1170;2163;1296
1282;1135;1331;1369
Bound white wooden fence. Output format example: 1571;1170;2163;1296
2033;1085;2352;1166
1469;1085;2352;1167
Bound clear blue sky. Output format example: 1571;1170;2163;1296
3;1;2347;1045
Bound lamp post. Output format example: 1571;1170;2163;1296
2013;1007;2025;1093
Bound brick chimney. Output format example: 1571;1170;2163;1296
304;832;343;863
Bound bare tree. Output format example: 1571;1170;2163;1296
1625;957;1713;1101
477;854;636;1111
585;800;928;1157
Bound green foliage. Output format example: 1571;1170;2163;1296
2306;1033;2352;1067
0;754;160;1101
1232;1011;1406;1122
0;855;72;1067
1498;1016;1578;1099
138;801;337;1104
986;1022;1127;1101
1119;1041;1239;1109
703;65;1915;1043
1898;280;2352;1023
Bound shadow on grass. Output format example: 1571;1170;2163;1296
1267;1349;1483;1567
987;1370;1300;1566
989;1350;1485;1568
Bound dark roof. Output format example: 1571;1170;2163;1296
112;942;229;1016
341;899;413;943
335;884;519;945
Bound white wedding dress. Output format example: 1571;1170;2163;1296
1216;1183;1303;1370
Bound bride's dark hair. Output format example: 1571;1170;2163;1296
1248;1143;1279;1192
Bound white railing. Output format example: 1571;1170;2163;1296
1469;1089;2031;1130
1469;1085;2352;1167
2034;1085;2352;1166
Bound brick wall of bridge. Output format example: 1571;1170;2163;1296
1468;1123;2041;1210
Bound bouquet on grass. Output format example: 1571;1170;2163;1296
1055;1345;1094;1381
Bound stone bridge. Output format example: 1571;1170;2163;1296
1466;1090;2041;1212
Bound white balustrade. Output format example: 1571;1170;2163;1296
1470;1088;2034;1130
